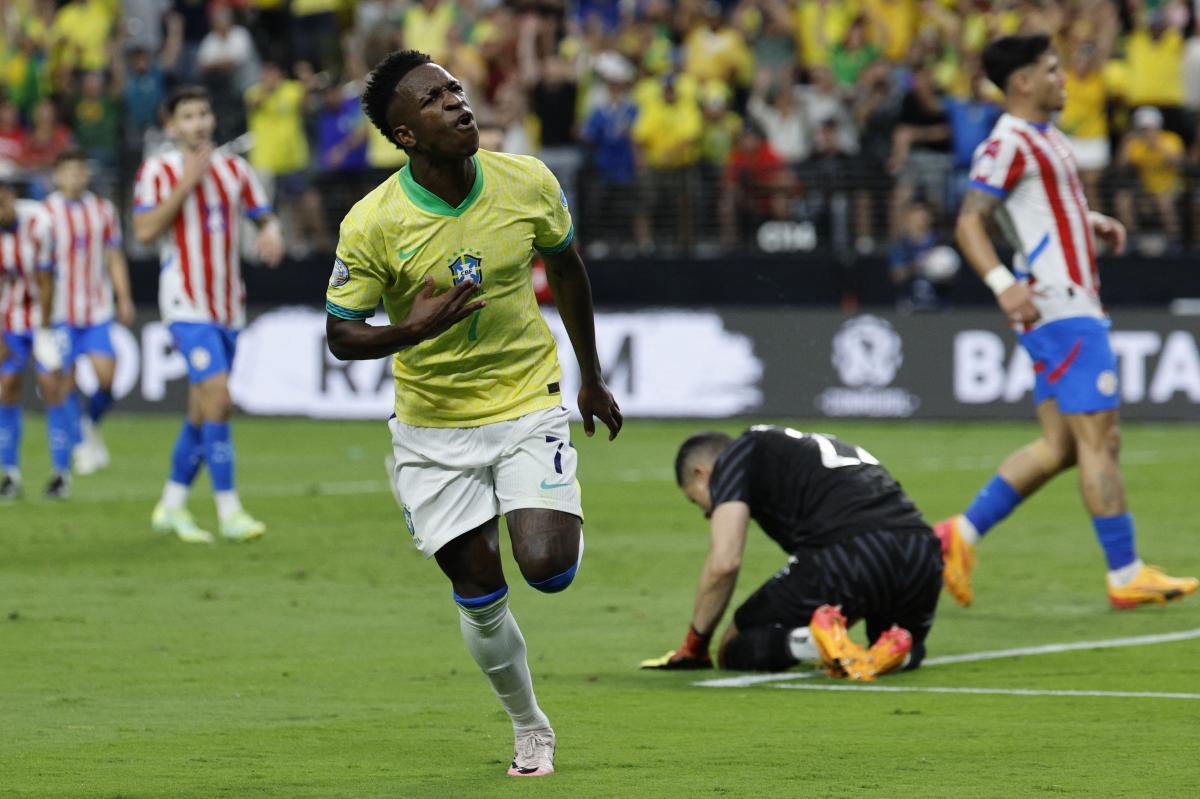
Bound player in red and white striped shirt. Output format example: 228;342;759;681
45;149;135;475
935;34;1196;610
0;169;74;499
133;86;283;543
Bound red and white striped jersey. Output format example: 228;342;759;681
969;113;1102;327
0;199;55;334
132;148;271;329
44;191;122;327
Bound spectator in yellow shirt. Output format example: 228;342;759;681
49;0;114;76
1124;12;1186;135
1060;42;1111;208
632;76;703;252
790;0;858;70
1115;106;1184;250
683;4;752;88
245;62;330;255
402;0;458;64
864;0;916;64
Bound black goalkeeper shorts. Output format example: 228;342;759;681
732;528;943;665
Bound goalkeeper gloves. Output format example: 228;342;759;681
639;625;713;670
33;326;65;372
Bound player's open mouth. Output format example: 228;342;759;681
456;112;475;130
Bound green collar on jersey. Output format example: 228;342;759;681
398;155;484;217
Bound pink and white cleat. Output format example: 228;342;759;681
507;727;556;777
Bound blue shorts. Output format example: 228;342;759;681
169;322;238;384
68;322;116;365
1018;316;1120;414
1;324;70;376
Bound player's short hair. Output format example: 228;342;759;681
164;85;211;116
55;147;87;167
675;432;733;486
361;49;433;150
982;34;1052;93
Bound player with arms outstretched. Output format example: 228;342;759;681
133;86;284;543
0;168;71;499
938;34;1197;609
325;50;621;778
45;149;135;474
642;427;942;679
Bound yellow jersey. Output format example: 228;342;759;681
1126;131;1185;196
326;149;574;428
245;80;309;175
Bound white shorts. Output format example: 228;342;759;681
1065;136;1110;172
388;406;583;558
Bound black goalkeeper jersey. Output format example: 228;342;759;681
707;426;930;552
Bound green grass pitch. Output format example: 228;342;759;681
2;416;1199;797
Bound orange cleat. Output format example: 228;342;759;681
1108;565;1198;610
932;516;976;607
850;625;913;680
809;605;871;680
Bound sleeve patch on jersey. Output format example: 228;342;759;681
245;205;272;220
559;187;569;209
325;300;373;320
329;257;351;288
534;224;575;255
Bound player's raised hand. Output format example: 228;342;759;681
403;275;486;341
180;143;214;189
578;379;622;440
997;282;1040;326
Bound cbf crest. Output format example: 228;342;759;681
449;252;483;287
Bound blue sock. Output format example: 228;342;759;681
87;389;114;423
201;421;235;492
169;421;204;486
1092;513;1137;571
65;392;83;446
0;404;21;469
45;401;72;473
963;474;1023;536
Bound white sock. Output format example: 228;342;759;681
458;592;551;732
787;626;820;662
214;490;243;521
1108;559;1144;588
160;481;189;510
957;515;981;547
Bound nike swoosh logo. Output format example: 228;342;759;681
398;238;434;259
540;479;572;490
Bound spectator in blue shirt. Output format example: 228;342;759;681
889;200;960;312
317;84;368;173
582;53;639;251
123;47;166;146
944;67;1001;206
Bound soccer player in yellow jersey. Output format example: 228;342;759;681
325;50;622;779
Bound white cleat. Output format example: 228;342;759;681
507;727;555;777
220;509;266;542
151;503;215;544
77;419;109;473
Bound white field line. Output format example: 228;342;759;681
774;684;1200;700
66;479;393;504
694;627;1200;689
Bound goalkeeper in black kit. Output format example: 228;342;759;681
642;426;943;680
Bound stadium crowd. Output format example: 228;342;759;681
2;0;1200;261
